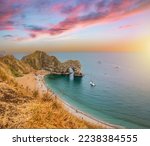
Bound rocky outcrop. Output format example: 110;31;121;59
0;50;83;78
61;60;82;76
22;51;60;71
22;51;83;76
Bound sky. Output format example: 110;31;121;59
0;0;150;52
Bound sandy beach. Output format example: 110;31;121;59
16;71;121;129
16;70;49;96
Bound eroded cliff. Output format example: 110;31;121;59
22;51;83;76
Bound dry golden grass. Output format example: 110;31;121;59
0;55;101;128
0;80;100;129
0;58;100;129
0;54;101;128
20;97;100;129
0;62;14;81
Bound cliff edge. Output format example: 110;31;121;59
22;51;83;76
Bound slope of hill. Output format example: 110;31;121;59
0;55;33;77
0;51;99;128
0;61;13;82
0;82;98;128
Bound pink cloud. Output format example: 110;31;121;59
2;0;149;40
0;0;24;30
45;0;150;36
51;3;65;13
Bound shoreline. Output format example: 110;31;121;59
43;75;122;129
16;71;122;129
50;91;121;129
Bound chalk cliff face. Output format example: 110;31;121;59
22;51;83;76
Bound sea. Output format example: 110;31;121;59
14;52;150;128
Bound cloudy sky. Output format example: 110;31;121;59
0;0;150;52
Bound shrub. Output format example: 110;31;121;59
33;90;39;97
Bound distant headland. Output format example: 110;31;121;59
0;50;83;78
22;51;83;77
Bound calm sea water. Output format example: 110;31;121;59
15;52;150;128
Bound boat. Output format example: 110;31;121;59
90;81;96;87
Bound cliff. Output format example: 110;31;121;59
0;50;83;81
61;60;82;76
22;51;83;76
22;51;61;71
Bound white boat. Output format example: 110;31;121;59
90;81;96;86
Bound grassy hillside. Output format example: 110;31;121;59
0;53;100;128
22;51;83;76
0;82;99;128
22;51;61;71
0;55;32;77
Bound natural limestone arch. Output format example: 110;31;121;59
61;60;83;77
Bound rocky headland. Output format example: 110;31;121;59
22;51;83;77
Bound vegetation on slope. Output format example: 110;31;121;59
0;55;32;77
22;51;61;71
0;52;99;128
0;82;99;128
0;61;14;81
22;51;83;76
